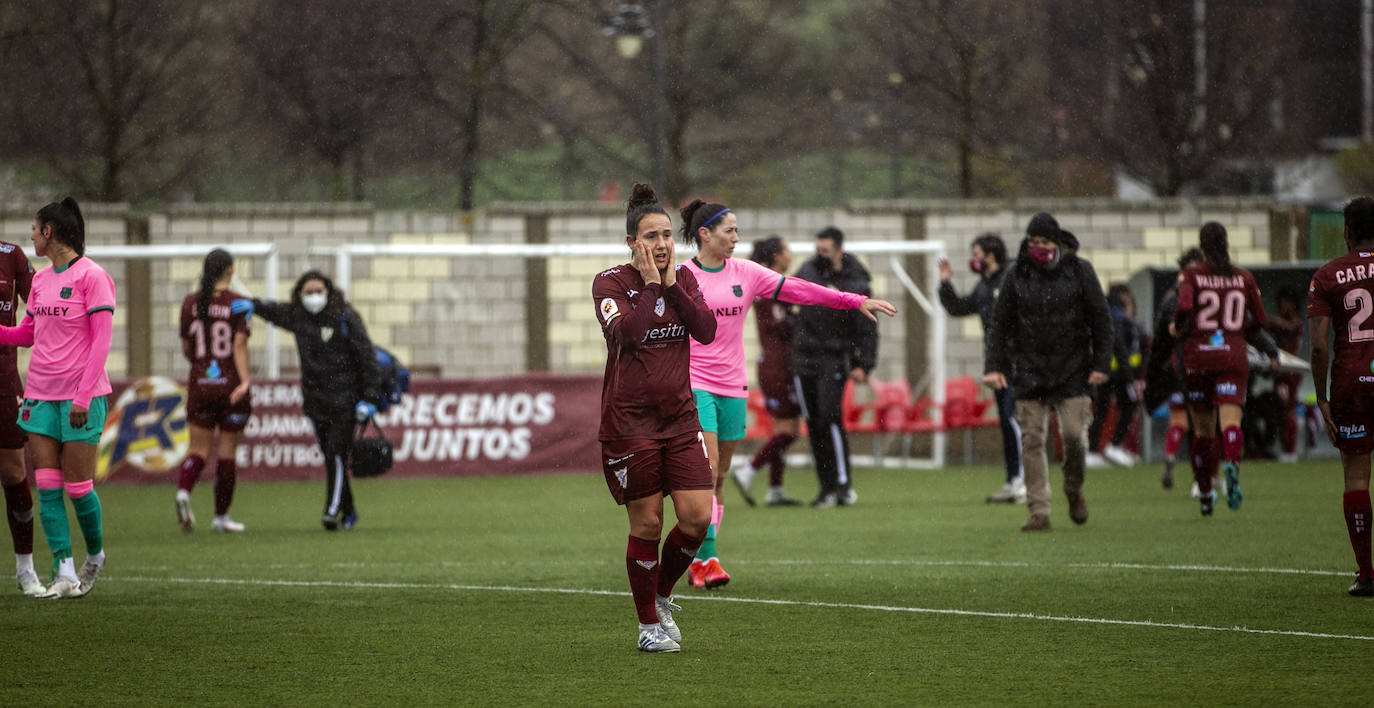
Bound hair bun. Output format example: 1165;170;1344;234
626;183;659;211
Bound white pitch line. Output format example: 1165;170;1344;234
114;575;1373;642
118;559;1352;577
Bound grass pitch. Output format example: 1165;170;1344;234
2;460;1368;706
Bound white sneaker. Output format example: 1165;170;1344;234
212;515;246;533
764;488;801;506
730;463;757;507
37;576;83;599
17;569;45;597
1278;452;1298;463
1103;445;1137;467
637;623;681;653
1190;475;1226;500
1010;477;1027;503
655;596;682;643
840;488;858;506
175;489;195;533
1085;452;1109;469
78;558;103;595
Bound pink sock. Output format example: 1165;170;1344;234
64;480;93;498
1221;426;1243;463
34;468;62;491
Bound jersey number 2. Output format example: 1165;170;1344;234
188;319;234;359
1196;289;1245;331
1347;287;1374;343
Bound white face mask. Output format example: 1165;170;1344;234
301;292;328;315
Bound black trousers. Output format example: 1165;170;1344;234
309;411;356;519
1089;379;1138;452
796;369;853;498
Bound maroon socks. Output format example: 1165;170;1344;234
1344;491;1374;582
656;525;705;598
626;535;661;625
1191;436;1218;494
2;480;33;555
1164;425;1185;459
750;433;796;487
213;459;237;516
178;454;205;493
1221;426;1243;464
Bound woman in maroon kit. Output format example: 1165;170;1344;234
593;183;717;653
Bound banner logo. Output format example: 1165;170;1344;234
97;376;189;480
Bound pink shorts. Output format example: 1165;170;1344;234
600;431;713;505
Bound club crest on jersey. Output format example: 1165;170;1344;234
655;297;665;317
320;326;334;342
614;467;628;487
600;297;619;322
732;284;743;297
60;287;72;298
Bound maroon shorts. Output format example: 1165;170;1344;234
758;368;801;420
186;389;252;433
601;430;713;505
1184;369;1248;409
0;395;25;449
1330;391;1374;456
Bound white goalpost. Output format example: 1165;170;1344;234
316;239;950;469
30;243;284;377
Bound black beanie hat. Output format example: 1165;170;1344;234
1026;212;1060;241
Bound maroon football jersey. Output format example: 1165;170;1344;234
179;289;251;396
1307;249;1374;398
754;297;794;378
594;263;716;441
1176;263;1265;373
0;242;33;395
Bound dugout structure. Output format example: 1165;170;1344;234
315;239;951;469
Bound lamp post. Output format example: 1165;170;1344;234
604;2;668;195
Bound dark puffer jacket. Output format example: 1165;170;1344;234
792;252;877;376
985;228;1113;403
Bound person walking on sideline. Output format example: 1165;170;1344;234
939;233;1023;504
984;212;1113;532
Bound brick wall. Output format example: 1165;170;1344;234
0;199;1283;390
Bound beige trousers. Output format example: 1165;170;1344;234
1013;395;1092;518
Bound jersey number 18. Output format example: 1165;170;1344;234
188;318;233;359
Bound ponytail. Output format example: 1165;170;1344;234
679;199;731;248
1198;221;1232;274
625;183;668;236
35;196;86;256
197;249;234;324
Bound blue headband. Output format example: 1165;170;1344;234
701;207;731;230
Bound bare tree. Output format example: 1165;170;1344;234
0;0;217;201
1061;0;1294;196
882;0;1048;198
398;0;540;211
524;0;809;202
238;0;413;201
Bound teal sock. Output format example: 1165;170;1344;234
694;524;718;562
70;490;103;556
38;488;72;562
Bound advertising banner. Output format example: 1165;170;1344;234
97;374;603;483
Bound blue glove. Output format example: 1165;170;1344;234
355;401;377;422
230;299;254;319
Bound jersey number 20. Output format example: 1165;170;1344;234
1196;289;1245;331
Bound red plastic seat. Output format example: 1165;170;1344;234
745;388;773;441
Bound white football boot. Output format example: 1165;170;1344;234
637;623;681;653
655;596;682;643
